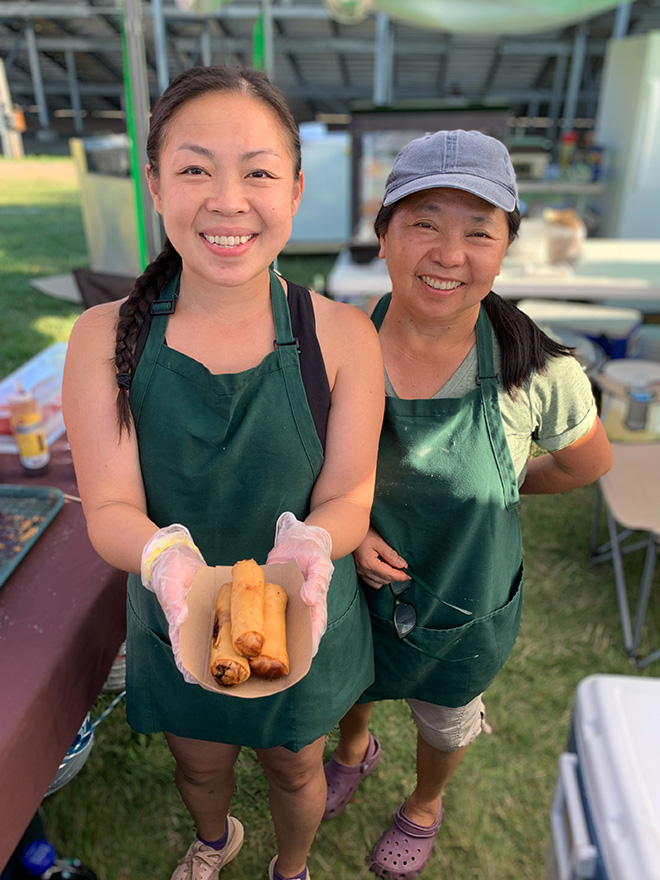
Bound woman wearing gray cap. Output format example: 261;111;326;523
322;130;612;878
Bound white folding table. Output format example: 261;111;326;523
326;239;660;312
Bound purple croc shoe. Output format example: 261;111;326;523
323;732;382;820
369;801;443;879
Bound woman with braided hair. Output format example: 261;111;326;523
62;65;383;880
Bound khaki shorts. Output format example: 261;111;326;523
406;694;487;752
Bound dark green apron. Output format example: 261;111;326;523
125;270;374;751
361;295;523;708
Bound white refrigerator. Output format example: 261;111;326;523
595;30;660;238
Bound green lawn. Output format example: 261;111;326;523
2;157;657;880
0;158;85;375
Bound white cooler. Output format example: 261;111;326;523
516;300;642;359
547;674;660;880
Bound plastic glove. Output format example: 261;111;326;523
266;512;334;657
141;524;206;682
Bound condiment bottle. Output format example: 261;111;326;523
625;385;652;432
559;131;578;175
8;382;50;475
19;839;98;878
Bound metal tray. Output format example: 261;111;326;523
0;484;64;589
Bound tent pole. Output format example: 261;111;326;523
561;21;588;134
25;20;52;140
65;49;84;135
152;0;170;96
120;0;160;270
612;3;632;39
373;12;393;107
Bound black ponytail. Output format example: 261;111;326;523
481;292;573;394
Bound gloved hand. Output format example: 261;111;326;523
141;524;206;683
266;512;334;657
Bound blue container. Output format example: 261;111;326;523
20;840;97;878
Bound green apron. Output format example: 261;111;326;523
360;295;523;708
125;270;374;751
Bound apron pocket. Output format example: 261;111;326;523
127;572;170;640
325;555;361;625
366;564;523;707
125;588;178;734
405;563;523;668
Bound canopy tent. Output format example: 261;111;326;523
71;0;643;268
185;0;638;33
372;0;638;34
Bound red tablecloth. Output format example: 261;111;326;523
0;439;126;867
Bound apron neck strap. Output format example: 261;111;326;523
475;304;519;510
150;272;180;316
475;304;498;386
372;296;494;379
144;268;295;349
142;273;181;351
270;268;298;350
370;293;392;331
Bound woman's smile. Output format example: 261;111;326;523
419;276;464;292
201;231;257;251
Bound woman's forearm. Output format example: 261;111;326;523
84;503;159;574
520;419;612;495
305;498;372;560
519;453;588;494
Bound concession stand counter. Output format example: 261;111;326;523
0;440;126;867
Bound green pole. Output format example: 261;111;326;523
119;1;149;271
252;14;265;71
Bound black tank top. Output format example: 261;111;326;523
134;276;330;449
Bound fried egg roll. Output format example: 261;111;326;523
249;582;290;680
231;558;266;658
210;582;251;687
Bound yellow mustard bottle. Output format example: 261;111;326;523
8;382;51;475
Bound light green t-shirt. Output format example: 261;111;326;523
384;339;597;487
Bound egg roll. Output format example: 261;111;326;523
249;583;290;680
210;582;251;687
231;558;266;658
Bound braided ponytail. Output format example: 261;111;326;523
114;238;181;435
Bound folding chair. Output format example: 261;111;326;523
590;443;660;669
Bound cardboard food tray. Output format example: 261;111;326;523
179;561;313;698
0;485;65;589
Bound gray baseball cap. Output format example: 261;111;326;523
382;129;518;212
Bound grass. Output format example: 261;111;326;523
3;157;658;880
0;158;85;376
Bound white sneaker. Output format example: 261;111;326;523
268;856;311;880
170;817;244;880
